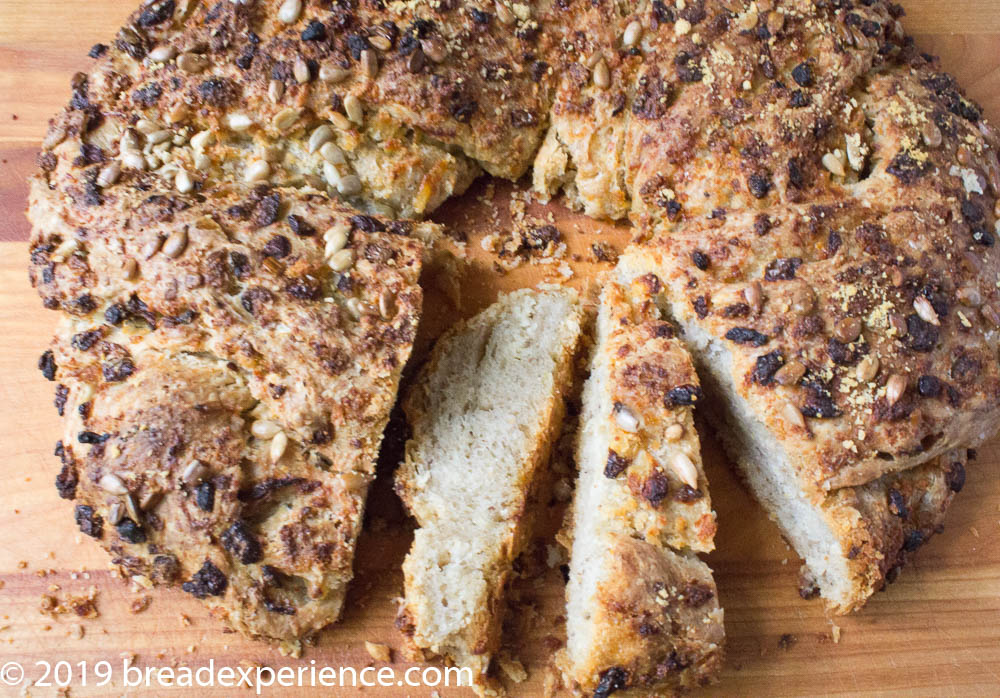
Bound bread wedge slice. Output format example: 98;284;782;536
562;272;723;696
395;287;584;688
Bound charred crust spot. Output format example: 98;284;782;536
77;431;110;444
195;480;215;512
104;303;126;325
917;375;942;397
182;560;228;598
683;581;714;607
230;251;251;279
691;250;710;270
350;214;386;233
693;296;709;318
791;62;813;87
301;19;327;41
286;214;315;237
132;82;162;107
137;0;174;26
39;350;57;381
946;461;966;492
801;381;840;418
286;278;321;301
887;488;909;519
752;350;784;385
262;235;291;259
151;554;180;584
594;667;628;698
221;521;263;564
71;329;102;352
116;518;146;544
641;470;670;506
604;449;629;479
74;505;102;538
748;172;772;199
54;384;69;416
764;257;801;281
902;529;925;552
196;78;237;108
725;327;769;346
886;151;929;184
102;358;136;382
88;43;108;59
674;484;704;503
665;384;702;406
904;314;939;352
674;51;703;83
950;354;981;383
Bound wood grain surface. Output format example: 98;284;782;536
1;1;999;696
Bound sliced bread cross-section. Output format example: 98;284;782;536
562;271;723;696
395;287;584;688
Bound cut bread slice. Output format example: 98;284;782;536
562;273;723;696
395;287;584;688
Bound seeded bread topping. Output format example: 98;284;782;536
26;0;1000;680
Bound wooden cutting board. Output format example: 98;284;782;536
1;1;999;696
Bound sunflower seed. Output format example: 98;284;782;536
107;501;125;526
148;45;178;62
328;248;355;272
251;419;281;439
337;174;361;196
162;228;188;258
293;56;311;84
190;129;213;151
834;317;862;343
320;141;345;164
51;238;79;262
495;0;515;24
167;102;189;124
99;473;128;495
378;289;397;319
268;79;284;103
278;0;302;24
856;355;879;382
269;431;288;463
774;361;805;386
407;48;425;73
669;451;698;488
181;460;208;484
309;125;334;153
176;52;207;73
622;20;643;47
142;235;164;259
885;374;906;406
593;59;610;89
361;49;379;79
822;151;846;177
344;94;364;124
174;168;194;193
782;401;806;428
614;404;639;432
272;107;301;131
96;160;122;188
665;423;684;442
369;35;392;51
245;160;271;182
227;113;253;131
319;63;350;83
329;111;351;130
123;258;139;280
421;38;446;63
913;296;939;325
194;153;211;170
125;494;141;523
324;226;349;257
744;281;763;313
345;297;364;319
135;118;161;135
322;162;341;186
922;120;942;148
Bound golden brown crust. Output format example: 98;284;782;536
602;274;717;553
32;184;429;642
567;533;724;696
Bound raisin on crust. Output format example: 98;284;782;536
562;273;722;695
396;288;584;692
